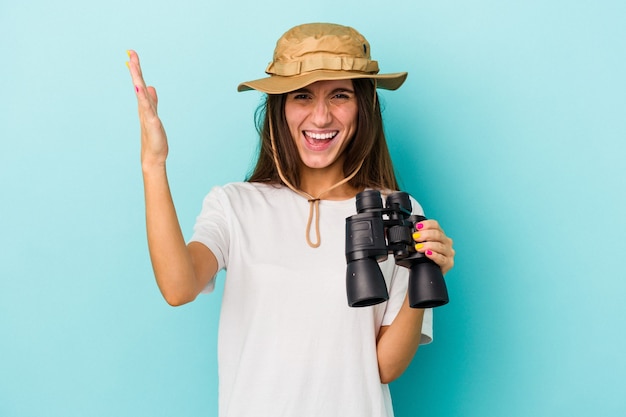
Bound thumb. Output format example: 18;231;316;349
147;86;158;109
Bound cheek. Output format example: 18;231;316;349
285;109;303;135
342;106;358;131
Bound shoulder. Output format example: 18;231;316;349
409;194;425;216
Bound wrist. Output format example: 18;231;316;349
141;160;167;176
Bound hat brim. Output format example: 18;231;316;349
237;70;407;94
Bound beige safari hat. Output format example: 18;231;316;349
237;23;407;94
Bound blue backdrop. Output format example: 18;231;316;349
1;1;625;416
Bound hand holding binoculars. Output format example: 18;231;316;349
345;190;449;309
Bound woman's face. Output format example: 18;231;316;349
284;79;358;175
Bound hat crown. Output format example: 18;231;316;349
237;22;407;94
266;23;380;77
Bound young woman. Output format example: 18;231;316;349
127;23;454;417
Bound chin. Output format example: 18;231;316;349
301;156;343;171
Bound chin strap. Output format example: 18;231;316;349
268;111;363;248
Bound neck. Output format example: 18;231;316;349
298;165;361;200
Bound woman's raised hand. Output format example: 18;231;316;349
126;50;169;169
412;220;455;275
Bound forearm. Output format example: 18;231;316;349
142;164;201;306
376;295;425;384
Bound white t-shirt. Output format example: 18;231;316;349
190;182;433;417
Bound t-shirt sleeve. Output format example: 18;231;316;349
379;194;434;345
189;186;230;294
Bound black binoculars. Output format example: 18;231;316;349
345;190;449;309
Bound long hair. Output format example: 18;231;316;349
246;79;399;192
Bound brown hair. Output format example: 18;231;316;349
246;79;399;192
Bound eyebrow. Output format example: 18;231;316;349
290;87;355;95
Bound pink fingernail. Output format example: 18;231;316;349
135;85;139;93
426;250;433;256
416;223;424;230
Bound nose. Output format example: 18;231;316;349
311;98;332;126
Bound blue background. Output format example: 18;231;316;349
1;0;625;416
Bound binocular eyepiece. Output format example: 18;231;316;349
345;190;449;309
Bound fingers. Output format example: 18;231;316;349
126;50;158;113
125;50;169;166
126;50;147;91
413;220;449;254
413;219;455;274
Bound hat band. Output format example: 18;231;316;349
267;56;380;77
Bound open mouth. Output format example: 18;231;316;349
304;131;339;140
303;130;339;146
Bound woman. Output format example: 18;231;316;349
127;23;454;417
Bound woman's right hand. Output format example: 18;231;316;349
126;50;169;170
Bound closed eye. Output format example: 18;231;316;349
330;88;355;100
289;90;312;100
